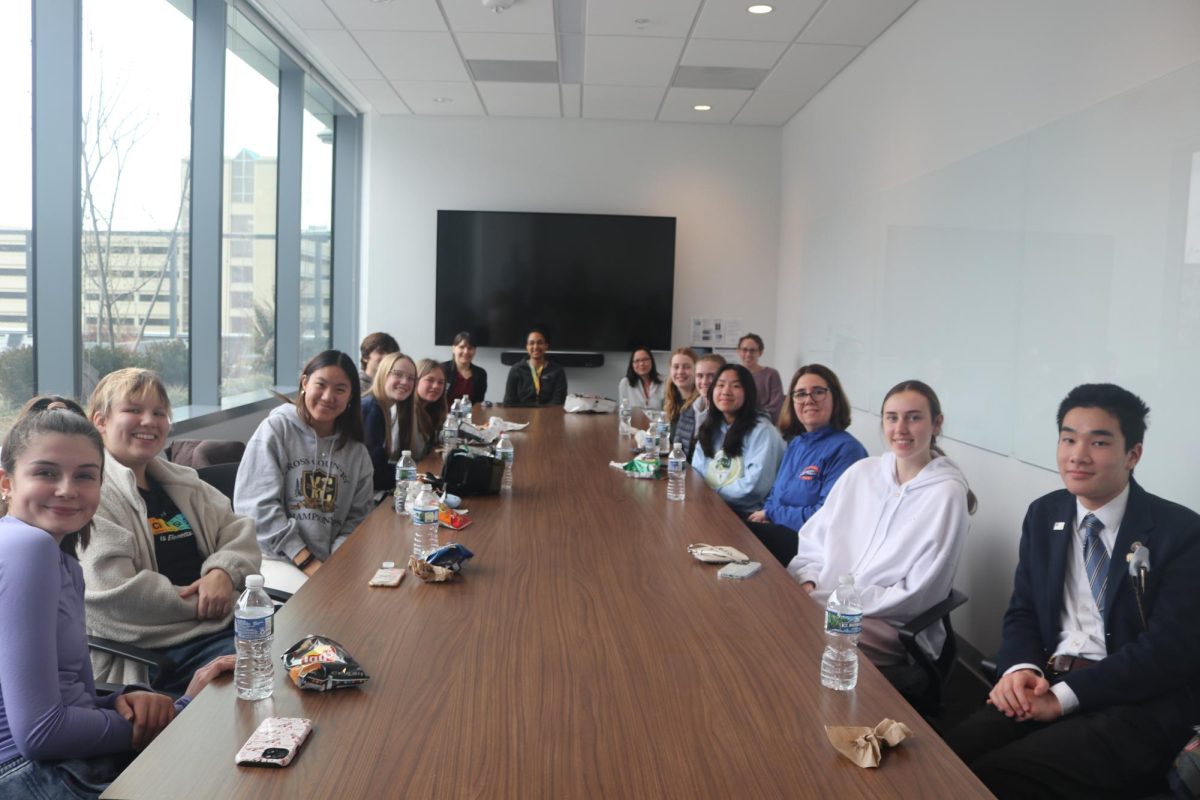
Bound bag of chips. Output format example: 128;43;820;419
280;635;370;691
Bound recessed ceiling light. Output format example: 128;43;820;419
433;97;453;104
368;0;395;4
747;4;773;13
693;104;712;111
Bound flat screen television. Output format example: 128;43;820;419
435;210;676;351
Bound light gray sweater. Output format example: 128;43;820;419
234;404;374;564
82;454;261;684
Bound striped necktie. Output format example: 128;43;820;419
1082;513;1109;616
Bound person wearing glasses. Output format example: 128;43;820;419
736;333;785;421
745;365;868;565
361;352;418;493
617;348;664;411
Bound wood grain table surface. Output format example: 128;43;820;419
103;407;991;799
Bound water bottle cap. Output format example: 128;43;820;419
246;575;265;588
401;450;412;456
837;573;855;585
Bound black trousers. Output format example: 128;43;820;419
945;695;1193;799
744;520;798;567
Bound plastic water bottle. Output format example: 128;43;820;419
655;411;671;456
619;398;632;433
496;433;514;491
394;450;417;515
442;414;459;459
667;441;687;501
234;575;274;701
411;486;440;559
821;573;863;691
457;396;471;422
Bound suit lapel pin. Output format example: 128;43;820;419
1053;522;1066;531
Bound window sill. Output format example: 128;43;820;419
169;386;296;435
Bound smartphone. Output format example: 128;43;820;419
718;561;762;581
368;561;404;587
235;717;313;767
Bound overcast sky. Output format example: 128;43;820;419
1;0;331;232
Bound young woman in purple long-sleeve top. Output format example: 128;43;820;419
0;402;230;799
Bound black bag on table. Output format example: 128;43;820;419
438;448;503;496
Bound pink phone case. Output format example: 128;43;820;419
235;717;313;767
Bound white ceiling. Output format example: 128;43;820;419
256;0;917;126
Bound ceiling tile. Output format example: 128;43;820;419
691;0;824;43
355;31;470;82
304;29;383;80
757;43;859;95
390;81;485;115
440;0;555;34
586;0;702;38
274;0;342;30
733;90;808;125
797;0;916;46
352;79;411;114
673;66;767;91
468;60;559;83
323;0;447;31
561;83;581;118
456;32;557;61
477;82;561;117
681;38;787;69
582;85;665;121
658;87;749;123
585;36;685;87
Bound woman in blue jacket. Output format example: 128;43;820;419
746;364;867;565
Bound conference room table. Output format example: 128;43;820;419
103;407;991;799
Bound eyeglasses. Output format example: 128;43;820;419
632;358;652;365
388;370;417;384
792;387;830;401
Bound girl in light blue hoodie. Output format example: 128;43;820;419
691;363;785;516
234;351;374;593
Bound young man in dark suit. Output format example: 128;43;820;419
948;383;1200;798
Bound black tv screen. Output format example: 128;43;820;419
435;210;676;351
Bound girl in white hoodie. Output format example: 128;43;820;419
788;380;977;665
235;351;374;593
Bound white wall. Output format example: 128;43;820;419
360;115;781;400
777;0;1200;652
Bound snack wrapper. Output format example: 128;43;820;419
281;635;370;691
608;453;661;479
439;504;471;530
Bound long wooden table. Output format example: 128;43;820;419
104;407;990;799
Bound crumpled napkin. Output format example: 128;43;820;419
408;555;457;582
825;718;913;768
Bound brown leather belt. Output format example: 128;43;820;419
1047;654;1099;674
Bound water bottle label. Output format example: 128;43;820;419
413;506;438;525
667;459;684;474
236;613;273;640
397;467;417;481
825;610;862;635
498;450;513;463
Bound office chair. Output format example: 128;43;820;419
880;588;968;718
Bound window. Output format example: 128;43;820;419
221;8;279;396
0;1;32;432
80;0;193;405
299;77;334;363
